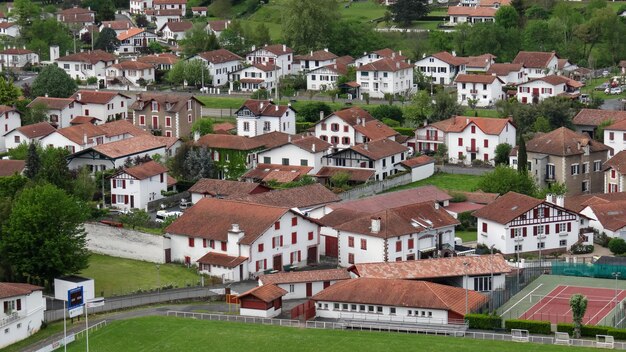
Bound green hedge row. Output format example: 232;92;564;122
465;314;502;330
504;319;551;335
393;127;415;137
557;323;626;339
296;122;315;133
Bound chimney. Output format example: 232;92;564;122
466;118;469;125
396;61;400;69
452;50;456;57
364;143;368;151
371;217;381;234
282;44;286;52
392;52;396;59
362;117;366;126
83;132;87;145
227;224;245;256
288;135;291;142
399;50;402;56
310;50;313;56
422;53;426;58
423;120;428;127
556;195;565;207
275;105;278;111
77;92;81;101
577;141;581;150
251;45;256;52
312;143;316;153
319;110;324;121
260;102;264;110
50;45;59;61
45;93;48;97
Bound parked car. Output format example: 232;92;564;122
156;210;183;223
180;198;192;210
611;87;623;95
603;70;610;77
596;82;610;91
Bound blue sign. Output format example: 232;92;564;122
67;287;84;310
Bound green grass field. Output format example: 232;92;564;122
463;108;502;118
64;316;599;352
79;254;206;297
455;230;477;243
387;172;484;193
581;76;626;100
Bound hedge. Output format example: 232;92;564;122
608;328;626;340
296;122;315;133
504;319;551;335
393;127;415;137
557;323;612;338
465;314;502;330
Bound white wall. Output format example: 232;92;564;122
0;291;45;349
338;231;385;266
446;120;516;165
78;95;129;122
84;222;166;263
409;163;435;182
40;132;89;153
274;280;341;300
110;172;168;211
246;49;293;77
314;115;357;149
240;306;280;318
237;109;295;137
307;67;340;91
357;67;413;99
315;301;449;325
0;110;21;151
257;144;326;173
67;146;167;171
517;80;567;104
414;56;461;85
57;60;110;81
604;129;626;156
456;80;503;107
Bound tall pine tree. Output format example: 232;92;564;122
24;142;40;179
517;135;528;175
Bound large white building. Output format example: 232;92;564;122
356;58;414;99
455;74;505;107
192;49;243;87
3;122;56;150
235;100;296;137
512;51;559;80
0;283;45;349
107;61;155;87
56;50;116;84
473;192;589;255
71;90;131;123
306;56;354;91
414;51;467;85
486;63;525;85
110;161;170;212
258;269;350;300
0;105;21;151
165;198;320;282
40;123;105;153
414;116;516;165
257;135;332;174
245;44;294;78
516;75;583;104
0;48;39;69
230;63;278;92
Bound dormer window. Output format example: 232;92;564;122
187;99;192;110
166;103;172;110
151;101;158;112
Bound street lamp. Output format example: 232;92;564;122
613;272;621;310
464;261;471;315
156;264;161;294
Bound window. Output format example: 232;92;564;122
331;136;339;144
473;276;492;292
395;241;402;252
203;239;207;248
291;232;297;244
165;116;171;127
151;101;158;111
582;162;589;174
348;236;354;248
514;244;522;252
291;217;298;226
390;307;396;315
537;242;545;249
560;239;567;247
348;253;354;264
571;164;579;175
274;221;280;230
331;123;339;132
343;125;349;132
14;135;19;143
255;259;266;272
258;243;264;252
594;160;602;172
342;137;350;145
272;236;283;248
360;239;367;250
210;240;215;249
300;159;308;166
139;115;145;125
221;242;227;251
408;238;414;249
377;306;383;313
263;157;271;164
334;303;339;309
321;123;327;131
482;223;487;232
188;114;192;123
368;305;374;312
471;126;476;134
582;180;589;192
483;139;488;148
243;122;250;132
458;138;463;146
308;232;314;241
188;237;194;247
610;132;615;141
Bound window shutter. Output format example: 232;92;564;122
16;299;21;311
292;232;297;244
272;238;276;249
523;227;527;237
298;250;301;262
112;180;116;188
544;207;549;217
124;195;129;204
510;229;514;238
567;222;571;232
256;261;260;272
3;301;7;312
160;174;164;183
111;194;116;204
280;236;283;246
533;209;538;218
533;226;537;236
122;180;126;189
545;225;550;234
264;259;267;269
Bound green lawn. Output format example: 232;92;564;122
580;76;626;100
197;96;248;109
463;108;502;118
339;0;387;22
455;230;477;243
79;254;207;297
65;316;599;352
387;172;485;193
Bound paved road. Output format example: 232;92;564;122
601;98;625;111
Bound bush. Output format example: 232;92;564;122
557;323;611;337
556;323;574;336
393;127;415;136
449;192;468;203
608;328;626;340
296;102;332;123
465;314;502;330
371;104;403;123
504;319;551;335
458;211;476;231
596;232;610;247
296;122;315;133
570;244;594;254
609;238;626;255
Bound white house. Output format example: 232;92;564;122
245;44;294;77
0;283;45;349
145;9;183;29
414;51;467;85
314;107;397;150
192;49;243;87
473;192;589;255
137;53;180;71
579;199;626;239
486;63;525;85
306;56;354;91
0;23;20;38
0;48;38;68
414;116;516;165
56;7;95;26
455;74;505;107
400;155;436;182
99;20;132;35
0;105;21;151
312;278;487;324
230;63;278;92
153;0;187;12
110;161;169;212
116;28;158;55
604;119;626;157
447;6;496;25
294;49;338;73
257;135;332;174
323;139;410;182
191;6;207;16
354;48;407;67
26;96;82;129
258;269;350;300
512;51;559;80
3;122;56;150
516;75;583;104
56;50;116;84
107;61;155;87
236;284;286;318
39;123;105;153
206;20;230;37
604;151;626;193
130;0;153;14
159;21;192;42
165;198;321;281
356;58;414;99
235;99;296;137
71;90;131;123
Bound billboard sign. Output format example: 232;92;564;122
68;286;83;309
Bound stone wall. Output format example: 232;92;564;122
84;222;166;263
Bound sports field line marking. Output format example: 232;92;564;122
501;283;543;316
587;289;626;325
529;285;570;320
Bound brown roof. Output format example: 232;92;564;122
313;61;350;75
197;49;242;64
188;179;269;197
400;155;435;168
0;48;34;55
351;254;511;280
235;183;341;209
55;123;104;145
604;151;626;174
161;20;193;33
237;284;287;303
57;50;116;64
119;161;167;180
0;160;25;176
59;13;94;24
329;185;452;214
315;167;375;182
196;252;247;268
0;22;16;29
192;6;207;11
348;139;408;160
311;278;487;317
373;48;407;61
333;202;459;238
154;0;187;3
526;127;609;156
58;7;94;15
27;97;77;110
256;44;293;56
101;20;131;30
111;61;153;70
472;191;543;224
352;120;398;141
606;119;626;132
479;0;511;5
259;269;351;285
117;27;145;41
91;135;165;158
512;51;557;69
145;8;183;16
250;62;279;72
213;122;236;133
573;109;626;127
454;74;501;84
196;134;263;151
70;116;99;125
588;201;626;232
165;198;293;245
487;63;524;76
464;54;496;68
325;107;375;126
0;282;43;299
430;52;467;66
563;193;626;213
356;58;413;72
206;20;230;32
131;93;203;112
521;75;582;88
154;136;180;149
289;135;332;153
15;122;56;139
295;49;338;61
98;120;149;138
242;163;313;182
237;100;291;118
0;105;18;114
137;53;180;66
72;90;129;104
447;6;497;16
429;116;512;136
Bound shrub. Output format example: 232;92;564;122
393;127;415;136
296;122;315;133
570;244;594;254
609;238;626;255
596;232;610;247
556;323;574;336
557;323;611;337
449;192;468;203
504;319;551;335
608;328;626;340
465;314;502;330
458;211;476;230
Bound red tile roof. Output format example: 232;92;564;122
237;284;287;302
234;183;341;209
55;123;104;145
196;134;263;151
120;161;168;180
251;131;291;149
257;44;293;56
259;268;351;285
131;93;202;112
604;151;626;173
329;185;452;213
430;51;467;66
312;278;487;317
373;48;407;61
447;6;497;16
57;50;116;64
472;191;543;224
526;127;609;156
213;122;236;133
348;139;408;160
0;160;25;176
512;51;557;69
137;53;180;66
72;90;129;104
161;20;193;33
0;48;34;55
188;179;269;197
15;122;56;139
325;106;375;126
70;116;99;125
0;282;43;299
352;119;398;141
242;163;312;182
429;116;512;136
92;135;165;158
294;49;338;61
350;254;511;280
237;100;290;117
588;201;626;232
464;54;496;68
521;75;582;88
117;27;145;41
564;193;626;213
315;167;375;182
197;48;242;64
487;63;524;76
98;120;149;138
606;119;626;132
196;252;247;268
356;58;413;72
165;198;293;245
289;135;332;153
111;60;153;70
101;20;131;30
27;97;77;110
400;155;435;168
454;74;501;84
207;20;230;32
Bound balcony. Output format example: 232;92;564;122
545;174;556;182
0;312;19;328
466;146;479;153
469;89;478;94
415;134;444;142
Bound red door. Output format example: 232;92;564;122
273;254;282;271
307;246;317;264
532;88;539;95
324;236;338;258
306;283;312;298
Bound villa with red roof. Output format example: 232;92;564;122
516;75;583;104
414;116;516;165
0;282;45;349
294;49;338;73
512;51;559;79
116;27;158;54
192;49;243;87
0;105;21;151
447;6;497;26
454;74;505;107
245;44;294;77
55;50;116;83
603;119;626;156
109;161;171;212
26;96;82;129
234;100;296;137
356;58;414;98
573;109;626;139
258;268;350;300
0;48;38;68
603;151;626;193
71;90;131;123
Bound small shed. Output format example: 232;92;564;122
54;275;95;302
237;284;287;318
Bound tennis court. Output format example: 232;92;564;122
520;285;626;325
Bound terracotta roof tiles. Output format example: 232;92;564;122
55;123;104;145
15;122;56;139
0;160;25;176
356;58;413;72
57;50;116;64
352;120;398;141
447;6;497;16
295;49;338;61
315;167;375;182
329;185;452;214
98;120;150;138
237;284;286;302
525;127;609;156
27;97;77;110
196;134;263;151
400;155;435;168
137;53;180;66
259;268;350;285
431;51;467;66
161;20;193;33
454;74;501;84
188;179;269;197
487;63;524;76
234;183;340;209
0;282;43;299
512;51;557;69
197;252;247;268
72;90;129;104
471;191;543;224
197;48;242;64
91;135;165;158
120;161;168;180
605;151;626;174
429;116;512;136
242;163;312;182
349;139;409;160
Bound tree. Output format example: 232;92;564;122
404;90;433;125
282;0;340;53
183;147;214;181
327;19;384;57
72;166;96;202
495;6;520;29
24;142;40;179
478;165;537;196
431;91;463;121
21;18;73;61
94;27;120;52
517;135;528;174
38;146;72;191
168;141;192;179
31;65;78;98
22;102;48;125
390;0;429;27
218;20;248;56
0;77;22;106
120;209;151;229
191;118;214;136
297;102;332;123
148;41;164;54
569;294;588;338
494;143;512;165
248;23;271;48
0;183;89;285
609;238;626;255
434;143;448;163
330;171;350;190
536;97;578;129
180;23;220;57
532;116;552;133
211;0;232;18
135;14;149;28
82;0;115;22
371;105;404;124
535;182;568;199
14;0;41;27
166;60;211;88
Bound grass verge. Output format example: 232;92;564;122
387;172;484;193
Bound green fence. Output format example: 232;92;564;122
552;262;626;280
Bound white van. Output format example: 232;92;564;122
156;210;183;223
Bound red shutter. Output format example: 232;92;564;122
298;250;301;262
291;217;297;226
280;236;283;246
544;207;549;217
408;238;414;249
124;195;129;204
210;240;214;249
160;174;164;183
264;259;267;269
533;209;538;218
291;232;297;244
221;242;227;251
523;227;527;237
274;221;280;230
3;301;7;312
308;231;313;241
256;261;260;272
533;226;537;236
16;299;21;311
272;237;276;249
258;243;264;252
122;180;126;189
203;239;207;248
510;229;514;238
545;225;550;234
567;222;571;232
112;180;116;188
111;194;116;204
